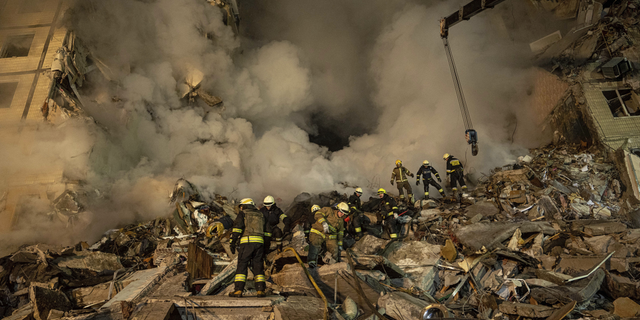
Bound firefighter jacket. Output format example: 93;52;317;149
260;204;290;236
417;165;440;181
391;166;413;183
311;207;345;246
231;205;265;245
446;156;464;175
379;194;398;219
347;193;362;214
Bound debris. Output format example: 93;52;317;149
29;285;72;320
499;301;557;318
440;239;457;262
456;221;557;251
613;297;640;318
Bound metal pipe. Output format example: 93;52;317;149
334;271;338;304
282;247;328;320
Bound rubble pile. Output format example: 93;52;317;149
0;144;639;320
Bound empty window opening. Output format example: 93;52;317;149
0;82;18;109
603;89;640;117
0;34;35;58
18;0;43;13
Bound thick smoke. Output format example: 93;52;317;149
0;0;554;253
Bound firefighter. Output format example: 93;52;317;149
416;160;445;199
391;160;415;204
347;187;364;240
304;204;321;241
377;188;400;240
443;153;467;197
307;202;348;268
229;198;266;298
260;195;290;260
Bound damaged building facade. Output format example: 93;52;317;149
2;0;640;320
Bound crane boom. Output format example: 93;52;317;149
439;0;508;156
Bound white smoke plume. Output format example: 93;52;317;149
0;0;556;252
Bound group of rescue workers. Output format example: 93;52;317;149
391;154;467;204
226;154;466;297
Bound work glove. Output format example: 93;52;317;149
390;180;394;186
322;222;330;234
410;173;415;178
230;243;236;255
338;246;343;251
393;213;399;219
416;180;419;186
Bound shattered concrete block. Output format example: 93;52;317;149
557;254;627;273
570;201;591;217
352;235;389;255
342;296;359;320
29;285;71;320
101;266;169;309
531;269;604;304
571;220;627;236
384;241;440;294
613;297;640;318
377;292;429;320
464;200;499;218
584;235;613;254
499;302;556;318
606;273;640;300
455;221;556;251
419;209;440;220
53;251;123;273
47;309;64;319
270;263;314;294
421;200;437;209
199;257;237;296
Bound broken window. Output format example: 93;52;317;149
18;0;43;13
0;82;18;109
0;34;35;58
602;89;640;117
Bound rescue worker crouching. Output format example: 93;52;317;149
307;202;348;269
377;188;400;240
443;153;467;198
347;187;365;240
416;160;445;199
229;198;267;298
260;195;290;260
391;160;415;204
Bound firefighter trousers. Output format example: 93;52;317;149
308;233;339;264
449;170;467;192
263;226;283;261
395;181;413;200
423;178;445;197
383;216;399;239
234;242;266;292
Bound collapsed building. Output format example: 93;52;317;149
2;0;640;319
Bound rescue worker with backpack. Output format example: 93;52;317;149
307;202;349;268
229;198;267;298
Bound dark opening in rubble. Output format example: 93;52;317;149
308;112;351;151
18;0;44;14
603;89;640;117
0;34;35;58
0;82;18;108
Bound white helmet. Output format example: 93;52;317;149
355;187;363;195
423;160;429;165
311;204;321;213
240;198;255;206
263;195;275;206
336;202;350;214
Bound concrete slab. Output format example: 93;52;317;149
146;296;284;308
101;267;168;309
274;296;325;320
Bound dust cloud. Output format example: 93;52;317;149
0;0;554;252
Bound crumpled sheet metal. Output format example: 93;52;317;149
455;221;557;251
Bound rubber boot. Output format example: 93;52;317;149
307;244;319;269
229;290;243;297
